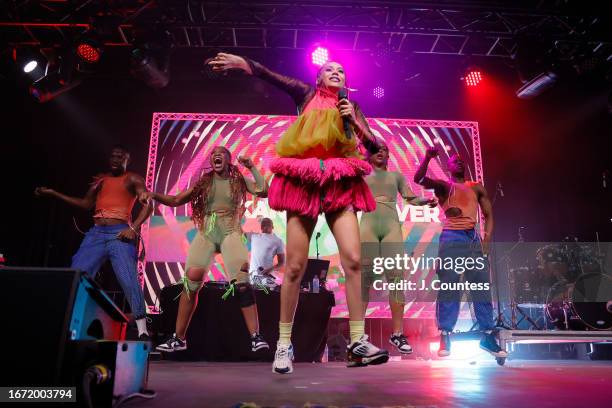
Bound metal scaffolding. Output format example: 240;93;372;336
1;1;610;59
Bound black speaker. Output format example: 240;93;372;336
0;267;128;386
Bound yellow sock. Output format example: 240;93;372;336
349;320;365;344
279;322;293;345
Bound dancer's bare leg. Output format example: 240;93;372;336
175;266;207;339
326;209;363;322
280;212;317;323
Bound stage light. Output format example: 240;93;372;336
74;31;103;65
130;48;170;89
29;49;80;102
516;71;558;99
76;42;101;64
311;47;329;66
29;71;82;103
463;69;483;87
23;60;38;73
373;86;385;99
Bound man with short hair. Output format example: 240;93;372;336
414;147;507;359
35;145;153;339
248;217;285;289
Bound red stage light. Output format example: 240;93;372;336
464;70;483;87
77;43;101;63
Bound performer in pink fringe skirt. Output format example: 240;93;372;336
209;53;389;373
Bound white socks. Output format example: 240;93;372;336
135;318;149;336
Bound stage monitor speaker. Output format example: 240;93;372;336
63;340;150;407
0;267;128;386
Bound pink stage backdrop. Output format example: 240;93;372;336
142;113;482;318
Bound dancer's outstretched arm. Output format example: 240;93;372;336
139;188;194;208
34;184;98;210
208;52;312;105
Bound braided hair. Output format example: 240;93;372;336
190;147;247;229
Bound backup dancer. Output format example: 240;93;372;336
209;53;390;374
414;147;507;358
143;147;270;353
35;145;152;339
361;143;436;354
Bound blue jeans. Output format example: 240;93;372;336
436;228;494;332
71;224;146;319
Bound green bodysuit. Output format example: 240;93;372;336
361;168;420;243
360;168;423;301
185;167;267;285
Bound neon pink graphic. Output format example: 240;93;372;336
143;113;483;318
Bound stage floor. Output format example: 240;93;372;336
126;359;612;408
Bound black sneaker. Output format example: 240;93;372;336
389;334;413;354
479;332;508;358
156;333;187;352
251;333;270;352
438;331;451;357
138;333;151;342
347;334;389;367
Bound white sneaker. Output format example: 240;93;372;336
347;334;389;367
272;343;294;374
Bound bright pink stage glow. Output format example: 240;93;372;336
464;70;482;87
143;113;484;318
311;47;329;66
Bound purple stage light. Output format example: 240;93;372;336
373;86;385;99
311;47;329;66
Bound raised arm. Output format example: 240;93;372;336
208;53;312;106
414;147;449;197
139;188;194;208
34;182;98;210
237;156;269;198
474;183;494;255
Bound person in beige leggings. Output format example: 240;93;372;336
361;143;436;354
140;146;270;353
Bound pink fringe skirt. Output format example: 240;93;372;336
268;157;376;219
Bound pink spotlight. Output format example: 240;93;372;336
464;70;483;87
311;47;329;66
373;86;385;99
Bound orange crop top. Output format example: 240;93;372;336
93;173;136;222
441;181;479;230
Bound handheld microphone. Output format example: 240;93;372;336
338;87;352;140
